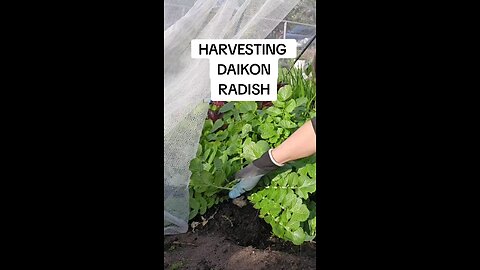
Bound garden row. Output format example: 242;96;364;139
189;64;316;245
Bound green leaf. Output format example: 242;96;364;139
204;186;219;197
248;193;263;204
278;85;293;101
275;188;287;203
234;110;241;121
279;119;297;129
218;102;235;113
284;228;294;241
242;141;257;163
291;227;306;245
203;163;211;172
236;101;257;114
190;171;214;192
265;107;282;116
213;170;226;186
211;119;224;132
268;201;282;217
285;99;297;113
189;197;200;212
242;140;269;162
250;119;261;128
297;175;316;199
216;130;228;141
272;169;292;185
254;140;270;157
189;158;203;172
272;100;285;108
240;124;252;138
203;119;213;131
296;188;306;200
298;163;316;178
282;189;296;208
271;223;285;238
207;145;218;164
290;199;310;222
206;133;217;141
197;196;208;215
307;164;316;178
242;113;255;122
213;158;223;172
277;172;289;187
196;144;202;157
224;113;234;123
295;97;308;107
308;216;316;236
265;115;274;123
219;154;228;165
264;215;274;225
268;135;279;144
229;133;240;143
226;143;238;156
279;211;289;226
259;200;270;217
206;196;215;208
189;207;198;220
259;199;273;214
286;173;299;187
285;219;300;231
260;123;276;139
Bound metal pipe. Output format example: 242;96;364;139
289;34;316;71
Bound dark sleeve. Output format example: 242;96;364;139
311;117;316;134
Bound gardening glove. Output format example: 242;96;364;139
229;149;283;199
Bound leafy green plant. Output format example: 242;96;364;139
188;65;316;245
278;62;316;112
249;161;316;245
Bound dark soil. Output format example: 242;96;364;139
164;200;316;270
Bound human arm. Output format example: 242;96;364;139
229;117;316;199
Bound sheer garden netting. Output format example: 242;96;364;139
164;0;316;235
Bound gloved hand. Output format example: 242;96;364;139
229;149;283;199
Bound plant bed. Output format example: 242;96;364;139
188;64;316;246
164;64;317;269
164;200;316;270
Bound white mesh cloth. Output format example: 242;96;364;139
164;0;315;235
